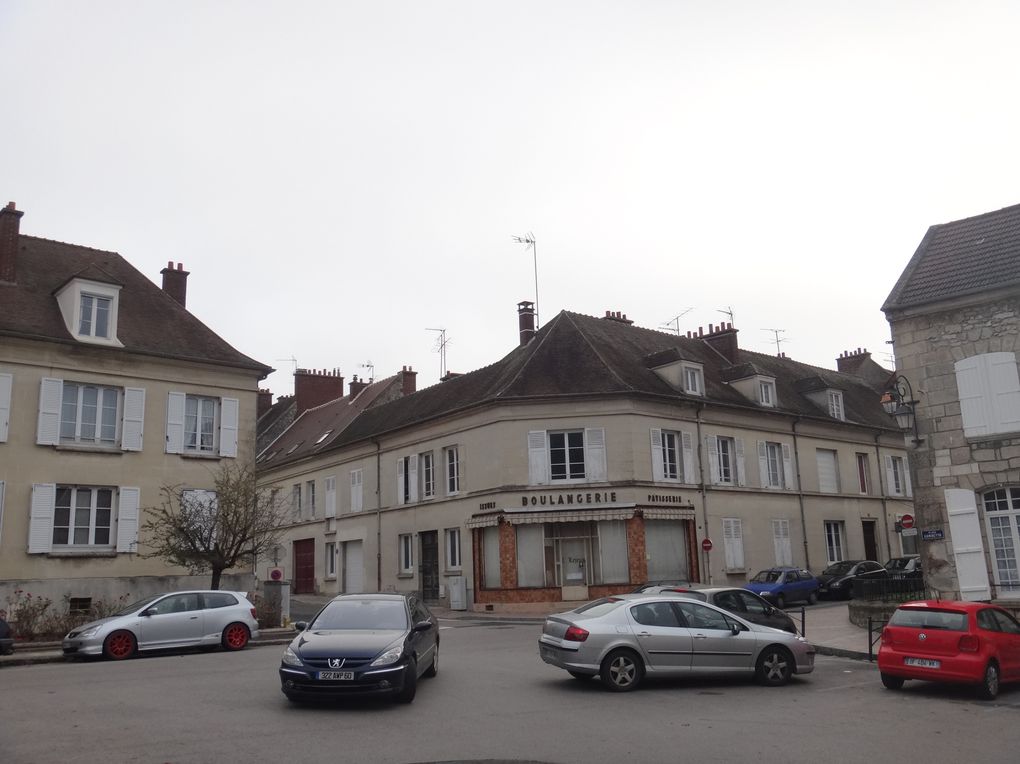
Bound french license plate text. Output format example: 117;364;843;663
318;670;355;680
904;657;940;668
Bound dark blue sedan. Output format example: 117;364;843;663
745;567;820;609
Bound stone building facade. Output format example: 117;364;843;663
884;203;1020;601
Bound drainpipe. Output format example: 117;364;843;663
874;430;894;562
694;402;711;584
792;418;811;570
374;438;383;591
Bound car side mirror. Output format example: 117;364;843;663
140;609;154;617
294;621;308;632
412;620;433;633
730;625;741;636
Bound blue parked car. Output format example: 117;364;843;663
745;567;819;609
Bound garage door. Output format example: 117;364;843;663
344;540;364;594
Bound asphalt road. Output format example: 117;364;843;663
2;619;1017;764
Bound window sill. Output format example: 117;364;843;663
54;443;123;454
180;451;221;460
397;572;414;579
443;568;463;576
723;567;746;575
48;548;117;558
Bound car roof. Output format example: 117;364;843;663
897;600;986;613
327;593;409;602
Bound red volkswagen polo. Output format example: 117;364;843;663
878;600;1020;700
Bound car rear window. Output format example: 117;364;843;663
203;593;239;609
573;598;624;617
889;607;969;631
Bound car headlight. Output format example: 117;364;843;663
281;646;302;667
370;644;404;667
830;581;843;588
74;626;102;639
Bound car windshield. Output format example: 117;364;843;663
115;595;163;616
885;558;910;570
889;607;968;631
751;570;781;583
311;599;409;630
823;562;854;575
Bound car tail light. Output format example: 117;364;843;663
880;627;892;645
250;608;258;619
564;625;590;642
958;634;981;653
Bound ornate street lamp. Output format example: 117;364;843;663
881;375;924;447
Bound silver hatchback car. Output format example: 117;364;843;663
62;590;260;660
539;594;815;691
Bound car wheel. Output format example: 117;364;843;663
978;662;1000;700
755;646;794;686
600;648;644;692
103;630;137;661
881;673;905;690
395;661;418;703
807;592;818;605
221;623;250;651
568;670;594;681
424;643;439;678
775;594;786;610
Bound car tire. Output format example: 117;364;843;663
221;623;250;651
395;662;418;704
755;646;794;687
807;592;818;606
424;643;439;678
103;630;137;661
978;662;1000;700
775;594;786;610
600;648;644;692
568;670;594;681
881;673;905;690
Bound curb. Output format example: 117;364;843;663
814;645;871;661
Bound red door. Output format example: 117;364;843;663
293;539;315;594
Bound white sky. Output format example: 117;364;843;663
4;1;1020;399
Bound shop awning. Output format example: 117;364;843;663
466;504;696;528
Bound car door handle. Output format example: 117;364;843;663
637;632;651;638
693;634;708;639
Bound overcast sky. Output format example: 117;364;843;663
4;1;1020;399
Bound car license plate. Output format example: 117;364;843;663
904;657;940;669
318;670;355;681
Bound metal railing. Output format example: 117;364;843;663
867;617;888;661
853;577;928;602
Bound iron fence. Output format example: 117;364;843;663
853;577;929;602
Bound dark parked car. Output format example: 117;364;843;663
668;586;800;634
885;555;922;579
745;567;820;609
279;593;439;704
816;560;888;599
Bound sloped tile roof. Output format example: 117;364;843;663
0;235;270;373
329;310;897;449
883;202;1020;312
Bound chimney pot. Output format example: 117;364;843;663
293;366;345;414
518;301;537;346
160;261;191;308
0;201;25;283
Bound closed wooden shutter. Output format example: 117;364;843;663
782;444;794;489
165;391;186;453
408;455;418;503
37;377;62;445
735;438;746;486
0;480;5;543
723;518;744;570
650;429;664;481
758;441;769;487
116;487;140;552
817;450;839;493
528;430;548;485
325;476;337;518
344;540;364;593
0;373;11;442
29;483;56;553
219;397;239;457
706;435;720;485
945;488;991;601
121;387;146;452
397;457;406;505
585;428;607;482
681;431;695;483
772;518;793;566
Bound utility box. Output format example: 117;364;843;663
448;575;467;611
263;579;291;627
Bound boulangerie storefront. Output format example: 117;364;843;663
468;490;699;606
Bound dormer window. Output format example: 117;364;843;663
828;390;845;420
682;364;704;396
759;379;777;407
55;277;123;347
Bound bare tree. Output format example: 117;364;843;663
142;463;286;590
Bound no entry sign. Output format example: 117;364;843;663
701;538;713;552
900;514;914;530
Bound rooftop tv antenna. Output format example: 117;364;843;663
717;306;735;325
512;232;539;327
660;308;693;335
275;356;298;372
426;328;450;379
762;328;788;356
358;361;375;382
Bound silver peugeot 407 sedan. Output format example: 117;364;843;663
539;593;815;691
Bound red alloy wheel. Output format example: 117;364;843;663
104;630;136;660
222;623;250;651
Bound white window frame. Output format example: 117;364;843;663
399;533;414;575
758;379;777;407
78;292;113;339
306;480;316;518
445;446;460;495
528;428;607;485
548;429;586;482
682;363;704;396
981;487;1020;594
722;517;744;571
817;449;840;494
324;476;337;518
856;453;870;495
445;527;462;570
397;454;419;505
708;435;744;486
292;484;302;518
325;541;337;579
38;378;144;451
350;468;364;513
886;455;912;497
421;451;435;499
0;372;11;443
758;440;789;489
828;390;845;420
824;520;846;565
29;483;139;553
165;392;237;457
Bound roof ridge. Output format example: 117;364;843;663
21;233;120;257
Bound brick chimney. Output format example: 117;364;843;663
0;201;24;284
256;388;274;419
294;368;345;415
400;366;417;395
602;310;634;325
348;374;370;399
700;322;740;364
160;261;190;308
836;348;872;375
518;301;536;346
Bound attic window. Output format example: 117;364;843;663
54;278;123;348
828;391;845;421
286;441;303;455
682;364;704;396
315;430;333;445
759;380;777;407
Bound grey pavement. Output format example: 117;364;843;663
0;597;876;668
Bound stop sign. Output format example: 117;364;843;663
701;538;713;552
901;514;914;530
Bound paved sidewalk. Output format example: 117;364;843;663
0;600;875;668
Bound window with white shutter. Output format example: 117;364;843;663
824;520;845;564
723;518;744;570
0;373;11;442
325;476;337;518
817;449;840;493
116;487;140;552
166;392;236;456
946;488;992;600
350;469;364;513
955;352;1020;437
772;519;793;566
0;480;5;543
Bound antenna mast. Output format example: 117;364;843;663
512;232;539;327
358;360;375;382
762;328;788;356
660;308;693;335
426;328;449;379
